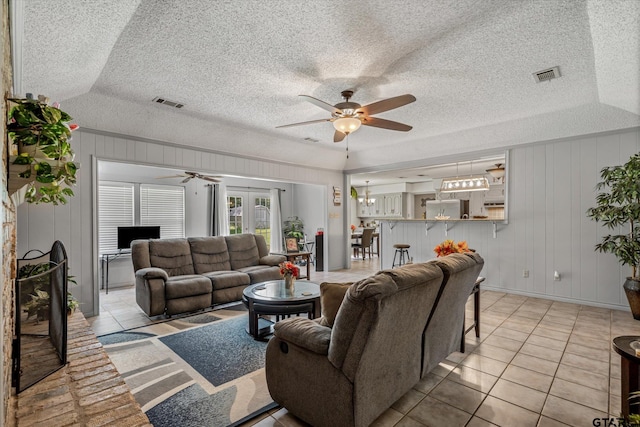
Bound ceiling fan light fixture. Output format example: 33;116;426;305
333;117;361;134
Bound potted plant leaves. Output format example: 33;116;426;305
587;153;640;319
17;261;79;320
7;95;79;205
283;216;305;251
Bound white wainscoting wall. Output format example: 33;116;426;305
379;129;639;310
16;129;345;317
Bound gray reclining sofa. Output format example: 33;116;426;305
265;252;484;427
131;234;286;316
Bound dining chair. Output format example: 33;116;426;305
352;227;375;260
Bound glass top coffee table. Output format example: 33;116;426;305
242;280;321;340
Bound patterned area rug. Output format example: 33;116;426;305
101;313;276;426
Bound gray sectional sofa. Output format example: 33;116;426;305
131;234;286;316
265;252;484;427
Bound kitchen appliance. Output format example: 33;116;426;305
426;200;469;220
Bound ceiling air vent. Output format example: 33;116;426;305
533;66;561;83
303;137;320;143
152;97;184;109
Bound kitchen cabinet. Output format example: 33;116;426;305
484;183;505;204
357;192;407;218
469;192;485;217
384;193;403;217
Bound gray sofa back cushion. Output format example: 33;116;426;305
225;234;260;270
254;234;270;258
188;237;232;273
422;252;484;375
131;240;151;271
148;238;196;277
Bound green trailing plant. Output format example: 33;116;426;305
586;153;640;280
7;96;79;205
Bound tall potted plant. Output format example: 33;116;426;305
587;153;640;319
7;95;79;205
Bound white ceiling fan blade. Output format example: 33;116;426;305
181;177;192;183
156;174;187;179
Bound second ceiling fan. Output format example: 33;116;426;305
277;90;416;142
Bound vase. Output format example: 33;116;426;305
284;274;295;293
624;277;640;320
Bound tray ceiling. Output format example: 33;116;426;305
13;0;640;172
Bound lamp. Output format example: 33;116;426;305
440;176;490;193
357;180;376;206
486;163;506;179
333;117;361;134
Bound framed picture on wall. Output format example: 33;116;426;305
285;237;299;253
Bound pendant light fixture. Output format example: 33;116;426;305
357;180;376;206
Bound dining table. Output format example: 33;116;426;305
350;230;380;257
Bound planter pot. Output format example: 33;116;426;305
623;277;640;320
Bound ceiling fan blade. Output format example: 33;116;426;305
156;174;186;179
334;130;346;143
181;177;192;183
276;118;332;129
358;94;416;116
202;176;221;182
361;116;413;131
299;95;343;115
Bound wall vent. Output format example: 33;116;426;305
152;97;184;108
533;66;561;83
303;137;320;143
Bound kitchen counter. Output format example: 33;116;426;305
380;218;506;223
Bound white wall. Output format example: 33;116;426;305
378;128;640;310
16;129;345;317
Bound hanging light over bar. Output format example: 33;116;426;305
440;176;490;193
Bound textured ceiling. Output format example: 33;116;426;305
14;0;640;175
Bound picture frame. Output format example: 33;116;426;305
285;237;299;253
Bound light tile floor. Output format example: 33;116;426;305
88;257;640;426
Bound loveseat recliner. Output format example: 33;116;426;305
265;252;484;427
131;234;286;316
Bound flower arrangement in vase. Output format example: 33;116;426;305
7;95;80;205
279;261;300;291
434;239;470;257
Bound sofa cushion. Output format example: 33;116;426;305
225;234;260;269
165;275;212;299
260;254;287;266
148;238;195;277
202;270;250;290
236;265;282;283
188;237;232;273
318;282;352;327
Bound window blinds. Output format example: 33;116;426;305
140;184;185;239
98;182;134;253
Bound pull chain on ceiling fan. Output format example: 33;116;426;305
277;90;416;143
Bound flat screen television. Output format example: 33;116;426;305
117;226;161;250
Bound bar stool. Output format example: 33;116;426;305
392;244;411;268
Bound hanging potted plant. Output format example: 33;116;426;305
587;153;640;319
7;95;79;205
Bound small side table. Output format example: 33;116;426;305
461;276;484;353
613;336;640;418
270;252;311;280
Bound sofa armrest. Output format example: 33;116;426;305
260;254;286;266
135;267;169;281
274;317;331;355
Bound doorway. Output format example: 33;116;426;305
227;191;272;247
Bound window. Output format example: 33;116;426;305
98;182;134;253
140;184;185;239
98;181;185;253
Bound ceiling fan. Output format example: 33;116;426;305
277;90;417;142
156;171;222;183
